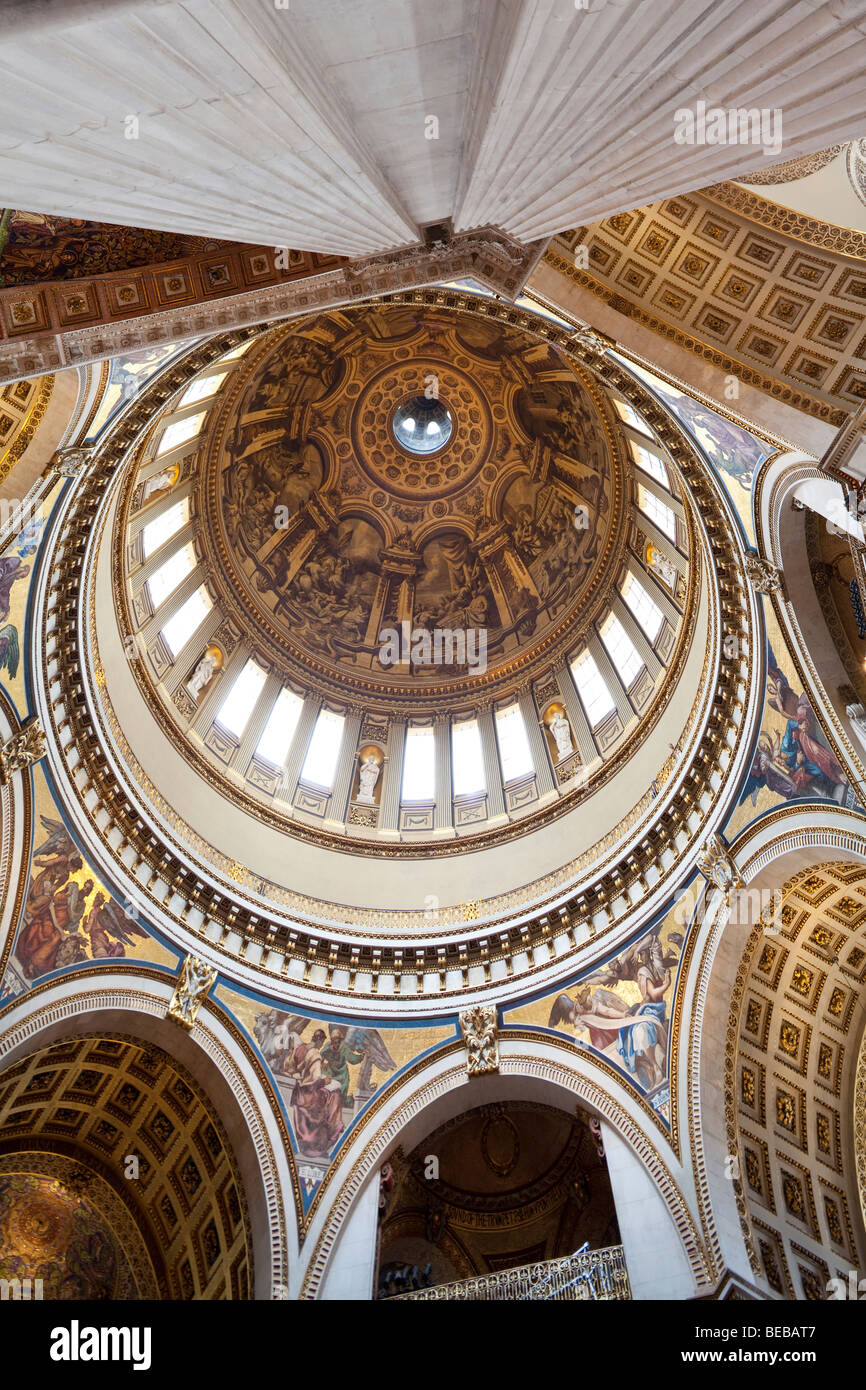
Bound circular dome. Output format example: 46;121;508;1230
391;394;454;454
191;303;627;712
51;291;758;1010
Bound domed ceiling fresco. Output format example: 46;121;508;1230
200;304;624;709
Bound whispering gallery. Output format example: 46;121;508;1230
3;1;866;1316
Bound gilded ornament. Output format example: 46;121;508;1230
459;1004;499;1076
167;954;217;1030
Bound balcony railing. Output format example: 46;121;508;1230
391;1244;631;1301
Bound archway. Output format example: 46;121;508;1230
0;969;296;1298
299;1036;709;1300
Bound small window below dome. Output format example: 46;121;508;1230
147;541;196;608
179;372;227;406
570;648;615;726
637;484;676;541
256;688;304;767
630;440;669;488
161;585;212;657
495;703;534;782
452;718;486;797
621;571;664;642
300;708;345;791
614;398;652;436
142;498;189;559
600;613;643;689
155;411;207;457
216;659;267;738
402;724;435;801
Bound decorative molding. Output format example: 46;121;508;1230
459;1005;499;1076
0;230;544;386
166;954;217;1031
0;717;46;787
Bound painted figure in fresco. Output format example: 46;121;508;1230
0;623;19;680
16;858;83;978
741;650;850;805
289;1028;346;1158
548;930;682;1092
320;1026;366;1104
84;894;147;959
0;554;29;624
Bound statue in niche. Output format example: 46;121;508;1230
356;754;381;805
845;702;866;758
186;646;221;701
549;708;575;761
141;464;178;504
646;544;677;590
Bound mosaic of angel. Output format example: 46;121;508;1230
547;928;683;1092
254;1009;396;1159
15;817;146;981
740;644;852;808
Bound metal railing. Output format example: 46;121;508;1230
391;1243;631;1301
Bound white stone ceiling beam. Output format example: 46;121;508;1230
0;0;865;255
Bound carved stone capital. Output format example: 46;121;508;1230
167;953;217;1030
570;323;613;358
459;1003;499;1076
0;718;46;786
696;831;744;900
745;553;784;595
49;447;94;479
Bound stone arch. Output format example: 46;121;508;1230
0;967;296;1298
685;803;866;1295
299;1034;711;1300
753;449;866;787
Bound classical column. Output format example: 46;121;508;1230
277;696;321;804
433;715;453;832
327;711;362;823
477;707;506;820
379;719;406;832
518;688;555;796
610;592;662;681
588;631;633;726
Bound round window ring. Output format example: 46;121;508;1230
391;394;454;455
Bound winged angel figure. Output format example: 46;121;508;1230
547;929;683;1090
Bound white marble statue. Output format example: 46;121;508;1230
186;651;217;700
357;754;381;804
647;544;677;589
550;710;574;761
142;467;176;503
846;702;866;757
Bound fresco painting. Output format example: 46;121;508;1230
503;918;683;1122
1;765;174;1000
728;608;858;835
0;479;61;709
217;983;454;1206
